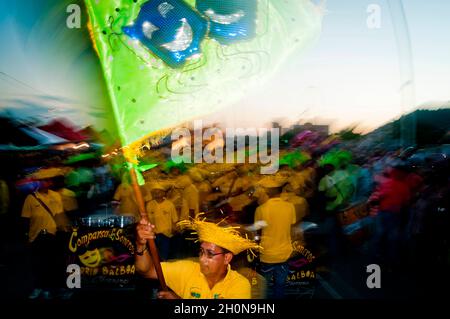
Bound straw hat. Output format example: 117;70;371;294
178;215;262;255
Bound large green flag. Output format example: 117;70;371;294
85;0;322;159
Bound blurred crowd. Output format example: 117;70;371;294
1;134;449;299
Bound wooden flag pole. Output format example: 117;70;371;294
129;167;168;291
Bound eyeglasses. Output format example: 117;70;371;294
199;248;226;259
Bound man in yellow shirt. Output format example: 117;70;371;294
135;216;261;299
21;168;65;300
22;169;65;243
255;177;296;299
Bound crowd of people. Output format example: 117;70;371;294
6;140;450;299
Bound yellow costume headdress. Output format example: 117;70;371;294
178;215;262;255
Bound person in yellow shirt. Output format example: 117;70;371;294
135;216;261;299
145;183;178;260
21;168;65;300
254;177;296;299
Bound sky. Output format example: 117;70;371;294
209;0;450;132
0;0;113;132
0;0;449;135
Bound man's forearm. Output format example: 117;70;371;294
135;243;157;278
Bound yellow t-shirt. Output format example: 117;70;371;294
162;260;251;299
21;190;64;242
255;198;296;263
146;199;178;237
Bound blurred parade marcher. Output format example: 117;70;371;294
254;177;296;299
21;168;65;300
145;183;178;260
135;216;261;299
142;165;166;202
351;162;374;203
113;172;141;221
368;165;413;271
318;157;355;212
316;161;353;263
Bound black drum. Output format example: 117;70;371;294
66;214;137;291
